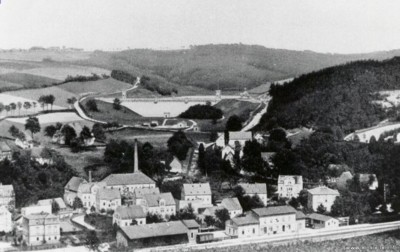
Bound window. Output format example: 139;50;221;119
242;230;244;235
37;237;39;241
191;233;194;238
55;237;57;240
253;228;255;234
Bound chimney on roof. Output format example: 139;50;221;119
134;139;139;173
89;171;92;183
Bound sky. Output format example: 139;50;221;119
1;0;400;53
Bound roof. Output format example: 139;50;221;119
261;152;276;160
37;198;66;209
203;206;222;216
220;198;242;211
308;213;335;222
182;219;200;229
120;221;188;240
102;172;155;186
115;205;146;219
230;214;259;226
308;186;340;196
0;183;14;195
183;183;211;196
238;183;267;195
143;193;175;207
296;211;307;220
229;131;252;141
278;175;303;184
0;141;11;152
65;177;87;192
359;174;377;183
252;206;296;217
134;187;160;198
24;212;58;220
97;188;121;200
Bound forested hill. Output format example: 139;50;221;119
79;44;400;91
258;57;400;133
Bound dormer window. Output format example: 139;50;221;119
159;199;165;206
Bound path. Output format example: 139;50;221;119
71;214;95;231
241;100;269;132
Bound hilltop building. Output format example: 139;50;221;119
277;175;303;198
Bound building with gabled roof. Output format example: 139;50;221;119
96;188;121;212
307;186;340;212
225;213;259;238
0;206;12;232
307;213;339;229
250;205;297;236
64;176;87;206
0;183;14;208
277;175;303;198
0;141;12;161
113;205;146;227
22;212;60;246
238;183;267;206
296;211;307;231
181;219;200;243
133;187;160;205
37;198;67;211
219;197;243;218
116;221;189;248
181;183;212;205
140;193;176;218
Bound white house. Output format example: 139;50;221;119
307;213;339;229
0;206;12;232
307;186;340;212
139;193;176;219
77;182;106;210
113;205;146;227
21;205;52;216
277;175;303;198
133;187;160;206
64;176;87;206
225;214;259;238
296;211;307;231
181;183;212;205
219;198;243;218
96;188;121;212
0;183;15;208
238;183;267;206
251;206;297;236
22;213;60;246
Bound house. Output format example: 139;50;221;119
261;152;276;168
219;198;243;218
182;219;200;243
37;198;67;211
238;183;267;206
295;211;307;231
251;205;297;236
277;175;303;198
225;214;259;238
307;186;340;212
336;171;353;190
0;206;12;232
15;135;33;149
182;183;212;205
228;131;252;147
359;174;379;190
116;221;189;248
30;147;54;165
22;213;60;246
113;205;146;227
140;193;176;219
0;183;15;208
0;141;12;161
64;176;87;206
307;213;339;229
176;199;213;214
96;188;121;212
133;187;160;206
202;206;222;219
101;140;156;195
168;156;183;173
77;180;106;210
21;205;52;216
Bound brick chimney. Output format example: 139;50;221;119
134;139;139;173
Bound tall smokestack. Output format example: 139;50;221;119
89;171;92;183
134;139;139;173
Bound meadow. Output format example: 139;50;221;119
58;78;131;95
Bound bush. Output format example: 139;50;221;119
85;99;99;112
179;104;223;120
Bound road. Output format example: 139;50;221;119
136;220;400;252
241;100;269;132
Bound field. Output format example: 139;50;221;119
18;66;110;81
105;128;173;148
58;78;132;95
5;86;77;108
0;72;58;89
0;79;23;91
0;50;92;62
6;112;85;124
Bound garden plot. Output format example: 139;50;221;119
6;112;84;125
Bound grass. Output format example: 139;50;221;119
58;78;132;95
19;66;110;81
84;213;113;230
0;50;92;62
105;128;173;149
0;72;58;89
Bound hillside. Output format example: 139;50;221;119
258;57;400;133
78;44;400;91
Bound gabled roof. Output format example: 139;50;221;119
238;183;267;195
143;193;175;207
102;172;155;186
230;214;259;226
37;197;66;209
229;131;252;141
115;205;146;220
134;187;160;199
64;177;87;192
296;211;307;220
307;213;335;222
183;183;211;196
308;186;340;196
252;206;296;217
97;188;121;200
182;219;200;229
278;175;303;184
120;221;188;240
220;198;242;211
77;182;106;194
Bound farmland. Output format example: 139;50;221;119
18;66;110;81
6;112;85;125
58;78;132;95
0;72;58;89
0;50;92;62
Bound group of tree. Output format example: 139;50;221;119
225;115;243;131
8;125;26;141
0;101;38;116
179;104;223;120
233;186;265;212
113;98;122;110
9;116;42;140
38;95;56;111
62;73;108;84
85;99;99;112
167;131;193;161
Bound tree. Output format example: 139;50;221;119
288;197;300;209
92;123;106;141
298;189;309;207
47;95;55;111
167;131;192;160
86;99;98;112
214;208;230;229
10;103;16;115
32;102;37;113
90;205;96;213
23;102;31;114
146;212;164;224
241;140;266;177
84;230;100;251
51;200;60;214
225;115;242;131
61;125;77;145
5;105;10;115
72;196;83;210
44;125;58;137
317;203;327;214
80;126;92;140
25;116;41;138
210;131;219;142
176;204;196;220
67;97;77;108
204;215;216;227
0;102;4;115
17;102;22;115
198;144;206;175
113;98;122;110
